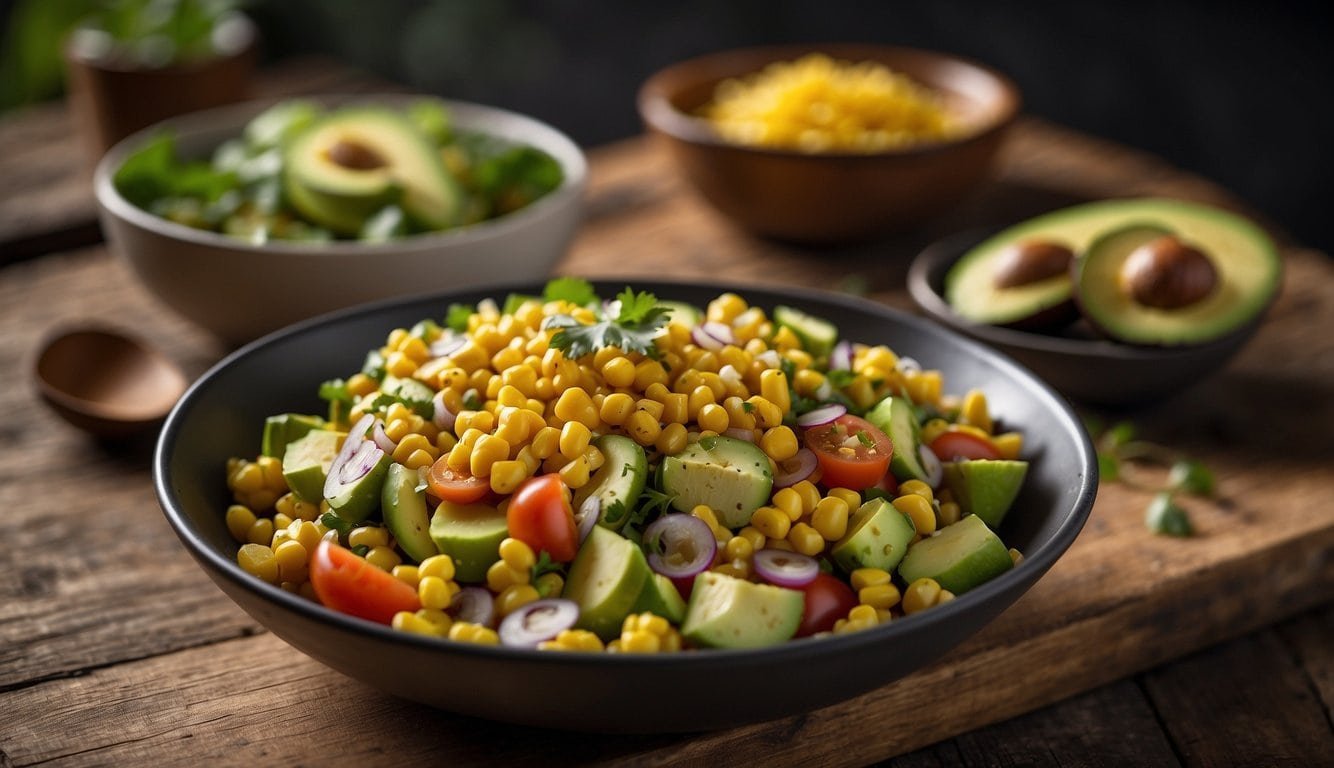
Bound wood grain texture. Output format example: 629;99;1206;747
1;87;1332;766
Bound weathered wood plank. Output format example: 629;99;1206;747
1142;623;1334;766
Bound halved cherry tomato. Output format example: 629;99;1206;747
426;457;491;504
795;572;859;637
506;474;579;562
804;414;894;490
929;430;1001;461
308;540;421;624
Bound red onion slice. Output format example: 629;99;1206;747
432;389;456;432
643;513;717;580
773;448;818;488
430;334;467;358
797;403;846;428
701;321;735;347
829;340;853;371
574;496;600;544
322;414;376;499
753;549;819;588
919;443;944;488
450;586;496;627
372;420;397;453
498;599;580;649
724;427;756;443
691;325;723;351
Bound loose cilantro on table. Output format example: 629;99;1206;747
544;287;670;359
1086;417;1215;537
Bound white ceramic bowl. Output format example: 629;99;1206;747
95;95;587;345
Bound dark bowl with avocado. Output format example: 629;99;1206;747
908;198;1281;406
156;279;1097;733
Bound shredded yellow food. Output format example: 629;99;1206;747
702;53;958;153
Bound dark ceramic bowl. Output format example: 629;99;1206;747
155;279;1096;733
908;231;1266;407
637;44;1020;243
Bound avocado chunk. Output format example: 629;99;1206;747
1071;203;1279;344
381;463;439;563
680;571;804;649
378;375;435;416
572;435;648;531
562;526;651;640
773;305;838;357
898;514;1013;594
658;300;703;328
830;497;917;574
865;396;930;483
262;413;325;458
284;106;461;235
945;237;1077;330
660;435;773;529
631;572;687;624
281;428;345;504
428;500;509;583
941;459;1029;528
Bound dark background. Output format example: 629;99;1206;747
6;0;1333;252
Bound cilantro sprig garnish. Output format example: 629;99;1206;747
543;286;671;359
1086;417;1215;537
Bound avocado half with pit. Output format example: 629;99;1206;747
283;107;462;235
1072;204;1280;345
945;235;1078;330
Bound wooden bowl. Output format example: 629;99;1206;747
637;44;1020;243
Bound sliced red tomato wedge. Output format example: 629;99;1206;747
795;572;859;637
426;457;491;504
506;474;579;562
928;430;1001;461
308;540;421;624
804;414;894;491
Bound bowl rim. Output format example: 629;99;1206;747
636;42;1022;159
907;228;1266;361
93;93;588;255
156;277;1097;670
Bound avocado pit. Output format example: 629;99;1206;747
992;239;1073;289
1120;235;1218;309
326;138;387;171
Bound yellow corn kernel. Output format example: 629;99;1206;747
745;396;781;429
553;387;594;422
659;392;689;425
771;487;804;521
246;517;275;546
848;604;879;625
859;583;902;610
721;397;755;430
791;480;822;515
538;628;605;652
920;418;950;446
272;511;295;532
904;370;942;405
696;403;729;433
601;356;637;388
496;583;541;618
898;479;934;503
626;410;662;447
599;392;635;426
274;540;309;583
1009;548;1025;566
791;369;825;398
902;577;943;615
392;564;421;588
655;422;690;455
226;505;257;543
759;369;791;415
810;497;850;541
486;560;530;593
290;520;324;553
528;426;561;460
750;505;791;540
787;522;825;557
845;376;877;410
237;543;279;584
558;455;592;488
686;385;716;419
707;292;747;323
348;526;389;550
824;487;859;511
345;372;379;397
959;389;992;434
469;434;511;478
737;525;767;552
724;535;755;562
559;421;593;460
393;611;445;637
418;575;458;610
993;432;1024;460
850;567;892;591
759;426;799;462
448;622;500;645
893;493;937;536
939;500;962;526
499;537;537;572
419;554;456;581
487;460;527;495
365;545;401;572
534;571;565;599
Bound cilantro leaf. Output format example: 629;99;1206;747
622;486;676;545
444;303;473;333
1168;460;1215;497
614;287;664;325
543;277;597;307
1145;493;1193;537
544;287;670;359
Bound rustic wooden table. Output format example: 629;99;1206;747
2;62;1331;766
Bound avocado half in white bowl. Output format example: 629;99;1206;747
94;95;587;346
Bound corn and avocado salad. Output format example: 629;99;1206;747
224;279;1028;651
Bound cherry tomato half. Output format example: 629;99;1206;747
929;430;1001;462
427;457;491;504
795;572;859;637
804;414;894;491
308;540;421;624
506;474;579;562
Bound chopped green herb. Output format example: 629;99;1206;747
1145;493;1193;537
445;303;474;333
543;276;597;307
1168;460;1215;497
